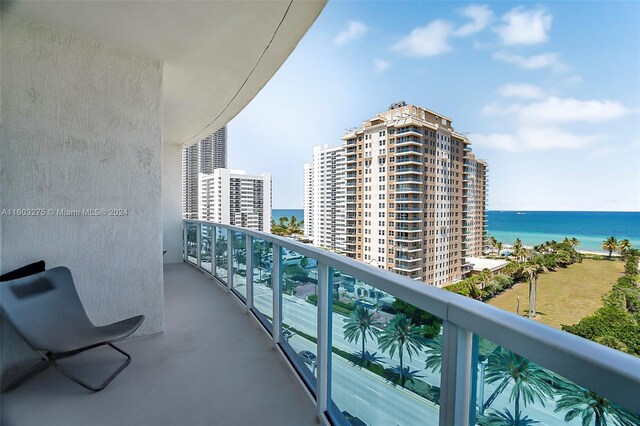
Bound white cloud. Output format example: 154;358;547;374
473;127;605;151
476;96;631;151
454;4;495;36
334;21;367;45
374;58;391;73
497;83;545;99
511;97;630;124
392;20;454;57
495;6;552;45
493;51;566;71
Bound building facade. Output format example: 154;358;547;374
342;102;488;287
463;152;488;258
303;145;346;251
199;169;272;232
182;126;227;219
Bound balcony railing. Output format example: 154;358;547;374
183;220;640;426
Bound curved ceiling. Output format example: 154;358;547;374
2;0;326;146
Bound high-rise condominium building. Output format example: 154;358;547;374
342;102;488;287
199;169;272;232
462;152;488;257
182;126;227;218
303;145;346;251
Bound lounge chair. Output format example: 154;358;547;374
0;266;144;392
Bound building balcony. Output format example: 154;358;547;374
395;167;423;175
395;197;422;203
394;217;422;223
394;158;423;165
393;264;422;273
184;221;640;426
2;262;317;425
395;177;423;184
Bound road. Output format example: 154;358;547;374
292;336;439;426
236;270;579;425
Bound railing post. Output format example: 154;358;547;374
227;228;233;289
316;262;331;419
439;321;474;426
183;221;187;262
272;244;282;345
196;222;202;269
246;235;253;312
212;226;217;278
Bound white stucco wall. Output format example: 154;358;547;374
0;15;164;370
163;143;183;263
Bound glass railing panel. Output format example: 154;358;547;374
231;231;247;299
329;268;442;425
472;337;640;425
186;222;197;264
215;226;228;283
279;248;319;391
252;238;273;327
200;224;212;273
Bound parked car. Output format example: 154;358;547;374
298;350;316;367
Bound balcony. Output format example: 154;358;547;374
1;262;317;425
179;221;637;426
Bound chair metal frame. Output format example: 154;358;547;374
3;342;131;392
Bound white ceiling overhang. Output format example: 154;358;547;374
2;0;326;147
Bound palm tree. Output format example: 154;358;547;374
570;237;580;250
554;383;640;426
478;408;540;426
514;246;529;264
513;238;523;257
522;264;538;318
271;218;289;236
529;262;548;317
287;215;304;235
343;306;380;363
483;349;555;425
477;268;492;290
602;237;618;260
424;335;442;373
496;241;504;256
465;276;484;300
618;239;632;258
487;236;498;252
378;314;425;387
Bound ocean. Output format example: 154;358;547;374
273;209;640;252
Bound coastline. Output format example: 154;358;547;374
273;209;639;253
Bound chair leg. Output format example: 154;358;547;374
1;358;52;392
52;344;132;392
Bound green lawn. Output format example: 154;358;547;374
488;259;625;329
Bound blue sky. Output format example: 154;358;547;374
228;1;640;211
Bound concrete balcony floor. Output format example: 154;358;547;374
1;263;317;426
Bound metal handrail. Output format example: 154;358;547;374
183;219;640;418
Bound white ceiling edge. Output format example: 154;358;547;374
2;1;327;147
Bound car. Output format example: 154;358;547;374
298;350;317;366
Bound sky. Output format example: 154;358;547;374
228;1;640;211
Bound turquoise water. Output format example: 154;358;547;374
273;209;639;252
273;209;304;222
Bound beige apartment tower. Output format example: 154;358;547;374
343;102;488;287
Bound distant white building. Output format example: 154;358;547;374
303;145;346;251
199;169;271;232
182;126;227;219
